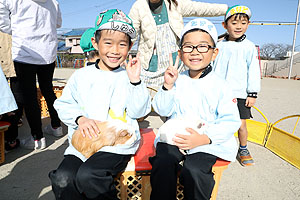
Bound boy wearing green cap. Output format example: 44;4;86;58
49;9;151;199
213;5;261;166
80;27;99;65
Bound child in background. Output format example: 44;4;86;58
80;27;99;65
150;18;241;200
213;5;261;166
49;9;151;200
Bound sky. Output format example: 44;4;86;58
56;0;300;49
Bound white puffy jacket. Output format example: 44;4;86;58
129;0;228;70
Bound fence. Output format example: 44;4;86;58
237;106;300;169
57;53;85;68
263;53;300;77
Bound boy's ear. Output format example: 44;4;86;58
128;42;133;51
222;22;226;29
211;47;219;62
91;37;98;51
178;49;182;59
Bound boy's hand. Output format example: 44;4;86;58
6;112;15;116
173;128;210;150
163;54;179;90
245;97;256;107
77;116;100;139
124;53;141;83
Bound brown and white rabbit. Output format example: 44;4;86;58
72;119;136;158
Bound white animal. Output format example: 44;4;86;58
158;117;209;146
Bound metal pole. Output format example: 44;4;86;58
288;0;300;79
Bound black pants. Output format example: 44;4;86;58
14;61;60;140
150;142;217;200
49;152;131;200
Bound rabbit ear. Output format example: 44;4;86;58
119;130;129;137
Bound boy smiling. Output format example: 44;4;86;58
150;18;241;200
49;9;151;200
213;5;261;166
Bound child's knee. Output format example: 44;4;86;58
49;169;73;189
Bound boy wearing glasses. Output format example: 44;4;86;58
150;18;241;200
213;6;261;166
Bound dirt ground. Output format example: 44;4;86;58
0;68;299;200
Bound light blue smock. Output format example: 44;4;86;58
54;64;152;161
152;71;241;161
213;38;261;99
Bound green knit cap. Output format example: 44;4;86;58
80;28;96;52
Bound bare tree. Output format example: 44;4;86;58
260;43;292;60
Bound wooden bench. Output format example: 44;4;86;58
115;128;230;200
0;121;11;164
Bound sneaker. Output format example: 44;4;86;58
20;137;46;150
237;148;255;166
35;137;46;150
5;139;20;152
44;124;63;137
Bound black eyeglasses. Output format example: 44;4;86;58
181;44;215;53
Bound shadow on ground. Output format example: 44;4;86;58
0;117;68;199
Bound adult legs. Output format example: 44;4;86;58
76;152;131;200
149;142;185;200
37;62;61;128
180;152;217;200
49;155;85;200
14;61;43;140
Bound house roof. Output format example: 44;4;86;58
57;41;71;52
62;28;90;37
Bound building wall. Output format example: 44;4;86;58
65;36;83;54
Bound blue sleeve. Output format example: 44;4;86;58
0;65;17;115
247;44;261;94
152;86;176;117
54;74;85;129
126;82;152;119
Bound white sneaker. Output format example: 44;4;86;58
44;124;63;137
35;137;46;150
20;137;46;150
